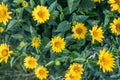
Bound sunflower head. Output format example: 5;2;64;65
31;37;41;48
108;0;120;13
35;66;48;80
89;25;104;43
51;36;66;53
65;71;80;80
0;43;13;63
110;18;120;35
69;63;83;75
32;5;50;23
24;56;38;69
65;63;83;80
0;2;12;25
72;23;87;40
97;48;115;72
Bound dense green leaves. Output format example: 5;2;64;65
0;0;120;80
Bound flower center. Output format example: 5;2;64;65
39;69;45;76
93;31;98;37
0;10;6;18
34;39;39;43
28;59;34;64
73;67;80;72
76;28;82;34
115;0;120;5
69;74;74;79
1;49;8;57
55;41;61;48
38;10;44;18
116;24;120;32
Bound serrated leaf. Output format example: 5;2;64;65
48;0;57;13
72;15;89;22
80;0;95;10
67;0;81;13
40;0;47;5
6;20;17;31
12;34;24;39
30;0;35;8
55;21;71;32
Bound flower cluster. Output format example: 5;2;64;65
65;63;84;80
0;0;120;79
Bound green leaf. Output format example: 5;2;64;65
48;0;57;13
6;20;17;31
30;0;35;8
12;34;24;39
40;0;47;5
45;60;54;67
87;20;99;26
72;15;89;22
67;0;81;13
55;21;71;32
30;25;36;37
80;0;95;10
13;0;23;4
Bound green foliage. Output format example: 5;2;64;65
0;0;120;80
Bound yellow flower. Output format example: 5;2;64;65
69;63;83;75
93;0;101;3
108;0;120;13
72;23;87;40
110;18;120;35
32;37;41;48
89;25;104;43
24;56;38;69
22;1;28;7
0;27;4;33
65;63;84;80
0;2;12;25
0;43;13;63
55;60;60;66
20;41;26;47
51;36;66;53
97;48;115;72
35;66;48;80
32;5;50;23
65;71;80;80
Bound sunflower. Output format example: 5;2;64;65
65;63;83;80
22;1;28;7
32;5;50;23
24;56;38;69
93;0;101;3
0;2;12;25
31;37;41;48
65;71;80;80
0;43;13;63
69;63;83;75
72;23;87;40
108;0;120;13
89;25;104;43
110;18;120;35
51;36;66;53
35;66;48;80
97;48;115;72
